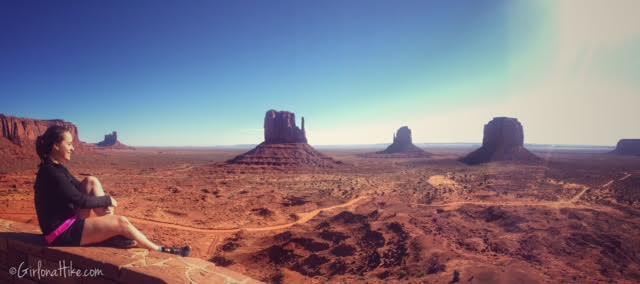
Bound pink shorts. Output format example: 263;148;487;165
44;216;78;246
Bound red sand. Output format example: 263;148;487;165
1;147;639;283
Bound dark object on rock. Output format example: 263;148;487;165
449;270;460;283
611;139;640;156
427;261;446;274
210;256;234;267
161;245;191;257
461;117;540;165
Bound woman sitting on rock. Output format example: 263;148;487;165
33;125;190;256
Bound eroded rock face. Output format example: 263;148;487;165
227;143;341;168
0;114;83;148
612;139;640;156
394;126;412;145
461;117;539;165
482;117;524;149
227;110;341;169
264;110;307;144
96;131;118;147
94;131;133;149
378;126;428;156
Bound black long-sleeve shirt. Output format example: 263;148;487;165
33;160;112;235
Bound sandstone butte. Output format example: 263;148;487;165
611;139;640;156
95;131;134;149
1;113;84;149
461;117;540;165
226;109;341;168
375;126;431;157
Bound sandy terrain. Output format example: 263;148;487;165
1;147;639;283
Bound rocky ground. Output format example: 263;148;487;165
1;147;639;283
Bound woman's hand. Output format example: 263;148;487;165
110;196;118;207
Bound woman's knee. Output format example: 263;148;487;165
116;215;132;233
82;176;104;196
87;176;101;186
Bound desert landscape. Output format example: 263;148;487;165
2;2;639;283
1;113;639;283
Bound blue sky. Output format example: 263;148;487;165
1;0;638;146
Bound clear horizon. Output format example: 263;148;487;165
2;0;638;147
128;142;617;148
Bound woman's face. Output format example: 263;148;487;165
51;131;74;163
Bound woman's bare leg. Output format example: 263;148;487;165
76;176;113;219
81;215;160;251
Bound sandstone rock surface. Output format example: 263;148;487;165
1;114;83;148
264;110;307;144
228;143;340;168
377;126;429;156
612;139;640;156
227;110;341;169
95;131;133;149
0;114;87;168
461;117;539;165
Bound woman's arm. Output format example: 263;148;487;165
45;166;112;209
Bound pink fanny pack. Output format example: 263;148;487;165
44;216;77;245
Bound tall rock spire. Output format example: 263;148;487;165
263;110;307;144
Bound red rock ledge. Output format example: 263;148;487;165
0;218;262;284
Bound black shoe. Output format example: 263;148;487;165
161;245;191;257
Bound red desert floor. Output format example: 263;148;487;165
1;147;639;283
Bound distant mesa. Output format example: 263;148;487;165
226;110;341;169
611;139;640;156
363;126;431;158
0;114;88;167
1;113;84;148
96;131;118;147
460;117;540;165
95;131;134;149
378;126;430;156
